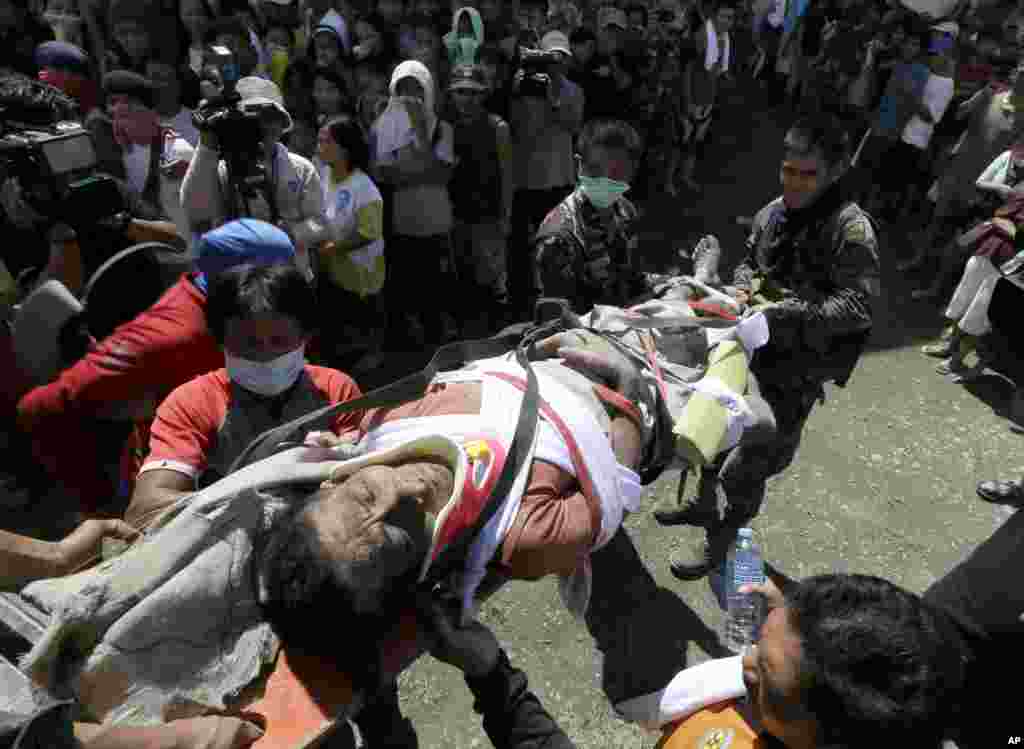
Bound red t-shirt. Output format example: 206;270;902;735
15;274;224;508
142;365;363;483
17;273;222;427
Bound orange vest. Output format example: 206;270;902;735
656;701;764;749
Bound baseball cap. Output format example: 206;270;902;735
194;219;296;275
448;64;489;92
541;30;573;56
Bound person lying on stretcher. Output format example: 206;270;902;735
255;276;776;727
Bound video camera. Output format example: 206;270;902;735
192;46;268;204
514;47;564;98
0;121;124;229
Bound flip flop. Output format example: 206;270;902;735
977;478;1024;508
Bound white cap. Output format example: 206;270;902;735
541;30;572;57
236;76;293;133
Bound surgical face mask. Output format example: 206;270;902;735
224;345;306;396
578;174;630;209
453;36;479;63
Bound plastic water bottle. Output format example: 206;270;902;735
723;527;764;654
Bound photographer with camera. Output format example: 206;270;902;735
181;73;325;280
507;29;583;318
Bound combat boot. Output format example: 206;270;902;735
654;467;721;527
668;510;747;582
691;235;722;287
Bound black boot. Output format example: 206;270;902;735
654;467;720;527
668;510;747;582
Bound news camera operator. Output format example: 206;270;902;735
180;67;325;279
507;30;584;318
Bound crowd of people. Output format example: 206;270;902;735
0;0;1024;747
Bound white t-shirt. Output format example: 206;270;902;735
902;74;955;150
320;166;386;296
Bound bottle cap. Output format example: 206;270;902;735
738;527;753;538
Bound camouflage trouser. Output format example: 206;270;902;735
452;220;508;300
714;378;821;524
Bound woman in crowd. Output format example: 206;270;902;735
316;113;386;370
312;64;354;126
371;59;456;345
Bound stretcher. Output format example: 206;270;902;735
0;293;768;747
0;589;360;748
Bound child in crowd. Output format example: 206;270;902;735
265;23;297;89
444;5;483;68
308;8;351;76
312;65;353;125
316;113;387;370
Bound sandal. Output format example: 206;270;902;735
977;478;1024;508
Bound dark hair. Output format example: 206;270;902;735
259;496;385;691
204;263;318;343
312;65;352;111
326;113;370;171
265;22;296;46
570;26;596;44
903;24;931;52
785;113;851;168
625;3;647;25
259;489;421;692
577;118;644;164
785;574;967;748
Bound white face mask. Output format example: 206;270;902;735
224;345;306;396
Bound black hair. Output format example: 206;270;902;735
0;72;80;125
264;22;296;46
785;574;967;748
785;113;851;168
625;3;647;25
259;495;383;691
258;488;422;692
313;65;353;105
577;118;644;164
570;26;596;44
204;263;318;343
326;112;371;171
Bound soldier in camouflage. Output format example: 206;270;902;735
666;113;882;580
533;119;647;312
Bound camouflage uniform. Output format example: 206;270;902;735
719;189;881;523
533;189;644;312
